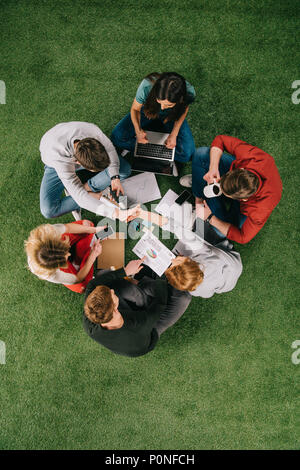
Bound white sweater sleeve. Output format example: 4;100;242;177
57;165;116;218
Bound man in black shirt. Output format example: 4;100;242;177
83;256;195;357
83;259;170;357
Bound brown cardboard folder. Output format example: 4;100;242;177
97;232;125;270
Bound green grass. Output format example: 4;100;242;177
0;0;299;450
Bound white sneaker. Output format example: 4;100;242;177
72;208;82;221
172;163;178;177
64;189;82;221
179;174;192;188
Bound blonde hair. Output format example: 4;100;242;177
24;224;70;277
165;257;204;292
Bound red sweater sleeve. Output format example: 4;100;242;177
227;216;268;244
210;135;247;156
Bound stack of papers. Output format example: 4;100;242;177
155;189;196;230
121;172;161;206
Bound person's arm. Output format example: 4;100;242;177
59;165;139;221
196;198;265;244
208;215;231;237
203;146;223;183
195;198;231;237
76;239;102;283
130;99;148;144
59;168;116;218
84;258;145;299
128;279;169;329
113;205;141;222
165;106;189;149
64;221;107;235
226;215;266;244
144;281;169;327
139;209;169;227
204;135;247;183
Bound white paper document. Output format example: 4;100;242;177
132;230;175;277
121;172;161;206
155;189;196;230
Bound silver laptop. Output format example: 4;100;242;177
134;131;175;161
133;131;177;176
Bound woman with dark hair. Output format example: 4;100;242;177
111;72;196;167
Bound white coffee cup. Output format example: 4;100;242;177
203;180;222;198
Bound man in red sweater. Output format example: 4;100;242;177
180;136;282;244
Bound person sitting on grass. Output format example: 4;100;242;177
83;256;199;357
133;235;242;334
25;220;106;294
111;72;196;172
165;236;243;299
180;135;282;244
39;121;133;222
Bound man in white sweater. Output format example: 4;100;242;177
39;121;132;221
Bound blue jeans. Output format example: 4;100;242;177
111;108;195;163
192;147;247;229
40;156;131;219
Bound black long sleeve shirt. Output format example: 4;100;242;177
83;268;168;357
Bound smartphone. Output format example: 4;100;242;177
175;190;192;206
95;224;114;240
110;186;119;204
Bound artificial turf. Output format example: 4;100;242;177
0;0;299;450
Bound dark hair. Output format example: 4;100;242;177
84;285;115;324
75;138;110;172
143;72;188;121
220;169;260;200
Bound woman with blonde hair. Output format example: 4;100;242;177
25;220;106;293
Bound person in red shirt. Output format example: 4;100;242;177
180;136;282;244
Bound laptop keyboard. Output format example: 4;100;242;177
136;143;173;160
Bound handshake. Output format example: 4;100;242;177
113;205;168;226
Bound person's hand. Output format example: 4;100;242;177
118;205;141;222
159;215;169;226
82;220;94;227
90;239;103;258
136;130;149;144
111;178;125;197
165;133;177;149
195;197;212;220
124;257;147;276
95;225;108;234
203;168;220;184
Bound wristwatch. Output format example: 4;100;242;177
111;175;120;180
206;213;214;224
